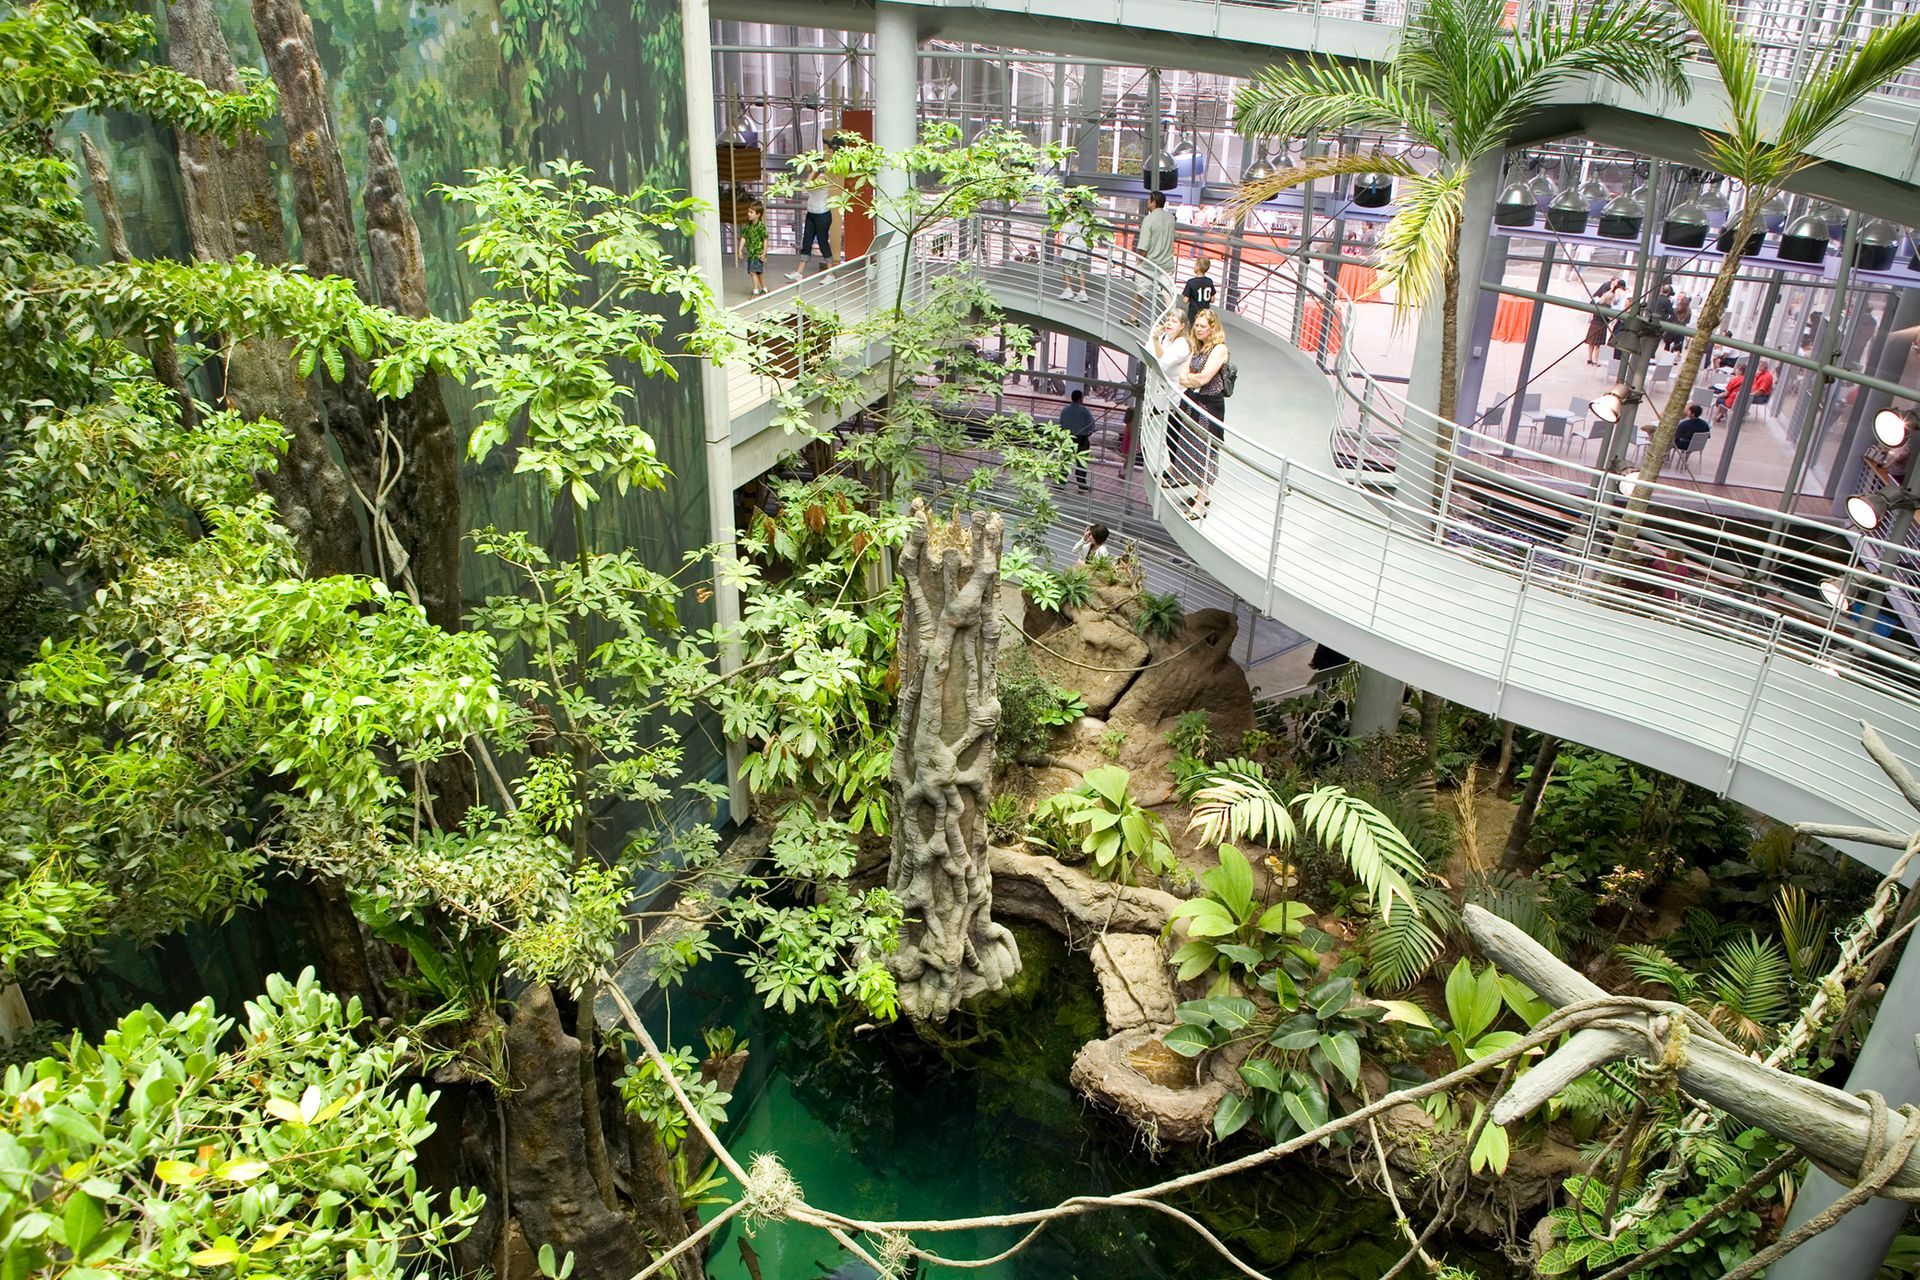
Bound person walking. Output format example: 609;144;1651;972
786;138;840;281
1667;292;1692;353
1175;307;1230;518
1182;256;1218;323
1060;389;1097;491
1060;218;1093;302
1134;192;1177;319
737;201;768;296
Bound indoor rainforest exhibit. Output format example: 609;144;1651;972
12;0;1920;1277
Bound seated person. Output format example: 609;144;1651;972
1675;404;1711;450
1751;362;1775;403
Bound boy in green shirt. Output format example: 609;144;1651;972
737;202;768;296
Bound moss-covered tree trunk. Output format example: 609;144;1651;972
1501;733;1559;871
888;500;1022;1020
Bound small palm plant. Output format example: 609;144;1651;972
1233;0;1686;499
1626;0;1920;530
1618;932;1792;1048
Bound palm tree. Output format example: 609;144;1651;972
1627;1;1920;524
1233;0;1687;499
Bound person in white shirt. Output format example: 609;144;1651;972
1071;522;1110;564
786;137;841;281
1059;217;1094;302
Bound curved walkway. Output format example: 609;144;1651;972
726;221;1920;873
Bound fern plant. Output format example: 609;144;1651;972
1618;932;1791;1048
1135;590;1185;640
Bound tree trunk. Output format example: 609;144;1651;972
1418;690;1442;769
166;0;361;579
888;500;1022;1020
1501;734;1559;871
78;135;194;425
1493;722;1516;798
362;118;467;632
622;1116;702;1280
504;985;652;1278
1613;200;1762;561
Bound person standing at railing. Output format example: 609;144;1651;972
1183;256;1218;323
1060;217;1093;303
785;137;840;282
1134;192;1177;321
1175;308;1231;520
1060;390;1097;492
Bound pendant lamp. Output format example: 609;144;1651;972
1661;199;1710;249
1778;212;1831;264
1910;227;1920;271
1697;182;1731;226
1715;213;1766;256
1598;191;1644;240
1353;172;1394;208
1242;141;1276;185
1580;178;1610;214
1495;179;1539;227
1854;219;1900;272
1546;185;1590;233
1760;191;1792;233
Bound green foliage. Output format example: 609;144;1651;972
1523;746;1752;888
1618;932;1790;1048
1166;954;1383;1147
1168;844;1314;988
1539;1128;1789;1278
1031;765;1175;884
985;793;1028;845
994;650;1086;767
1362;883;1459;992
1135;590;1185;641
1097;728;1127;760
1166;710;1216;761
1022;565;1093;613
0;970;480;1278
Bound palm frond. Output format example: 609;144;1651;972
1234;60;1444;149
1375;168;1467;313
1710;932;1790;1044
1294;784;1425;921
1778;14;1920;156
1225;154;1417;224
1617;942;1699;1002
1775;884;1830;984
1364;883;1458;991
1668;0;1765;156
1467;868;1564;957
1188;761;1294;850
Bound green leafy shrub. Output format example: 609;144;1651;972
1031;765;1175;883
995;652;1087;765
1168;844;1312;989
1166;710;1216;760
1098;728;1126;759
986;792;1028;844
1524;746;1751;885
1618;932;1791;1049
1135;590;1185;640
1023;565;1092;612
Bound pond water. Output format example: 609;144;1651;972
653;924;1511;1280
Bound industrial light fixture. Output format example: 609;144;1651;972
1873;407;1915;448
1842;486;1917;531
1591;383;1642;424
1615;468;1645;497
1819;577;1849;610
1598;191;1645;240
1546;184;1590;233
1142;69;1177;192
1855;219;1901;272
1495;179;1539;228
1242;140;1276;185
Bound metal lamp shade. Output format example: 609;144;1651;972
1143;150;1179;192
1597;192;1644;240
1495;180;1538;227
1353;173;1394;208
1760;192;1792;233
1778;213;1831;264
1661;200;1710;249
1910;228;1920;271
1854;219;1900;272
1715;215;1766;256
1546;186;1590;233
1580;178;1610;213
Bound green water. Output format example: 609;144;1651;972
658;925;1507;1280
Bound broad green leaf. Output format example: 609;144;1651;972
1163;1024;1212;1057
1213;1090;1253;1140
1238;1057;1286;1093
1255;900;1311;935
1210;844;1255;917
1085;765;1131;808
1319;1032;1362;1088
1283;1084;1330;1135
1308;976;1356;1019
1372;999;1435;1029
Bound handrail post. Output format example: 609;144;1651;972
1724;615;1786;792
1263;458;1291;617
1433;429;1459;541
1494;545;1537;711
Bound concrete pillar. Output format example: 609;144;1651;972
1769;922;1920;1280
680;0;749;824
872;2;918;308
1455;233;1512;432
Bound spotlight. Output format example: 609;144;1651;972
1591;384;1640;424
1874;407;1913;449
1616;469;1644;497
1819;577;1849;610
1847;489;1889;530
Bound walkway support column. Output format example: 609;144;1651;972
1354;150;1501;739
1768;923;1920;1280
681;0;749;823
873;1;918;305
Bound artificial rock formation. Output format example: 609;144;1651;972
887;502;1022;1020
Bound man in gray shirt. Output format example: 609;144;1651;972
1133;192;1177;320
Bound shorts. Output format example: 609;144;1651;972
746;257;764;273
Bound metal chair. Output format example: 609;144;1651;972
1517;391;1544;442
1539;412;1570;452
1678;431;1709;477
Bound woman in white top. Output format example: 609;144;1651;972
1060;219;1094;302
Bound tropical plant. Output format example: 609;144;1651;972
1024;564;1094;612
0;971;482;1279
986;793;1029;844
1166;955;1385;1145
1390;959;1548;1173
1626;0;1920;540
1188;758;1430;921
1166;709;1216;760
1233;0;1686;505
1619;933;1792;1048
1168;844;1314;988
1136;589;1186;641
1031;765;1176;883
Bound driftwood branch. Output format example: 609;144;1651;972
1466;904;1920;1197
